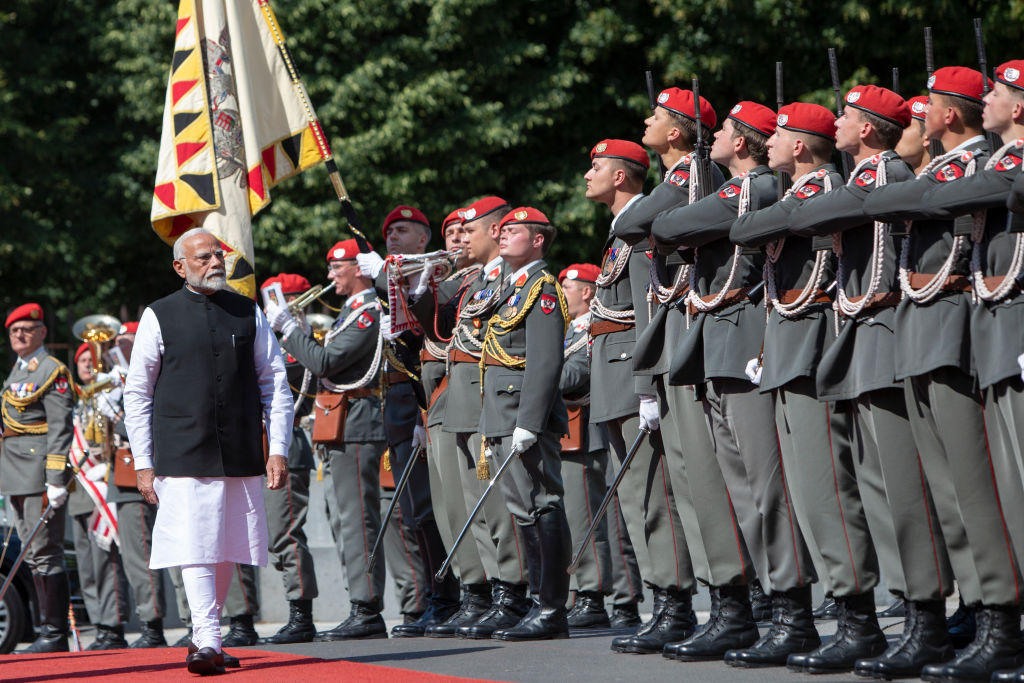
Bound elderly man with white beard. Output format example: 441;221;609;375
124;228;293;675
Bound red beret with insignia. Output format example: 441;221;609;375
843;85;911;128
728;102;777;137
499;207;550;229
442;208;465;230
907;96;929;122
996;61;1024;92
382;205;430;238
74;342;91;364
776;102;836;140
326;238;368;262
5;303;44;329
462;196;510;223
260;275;280;291
117;321;139;336
558;263;601;284
277;273;312;295
655;87;717;129
591;139;650;170
928;66;992;104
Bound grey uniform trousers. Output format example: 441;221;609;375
426;426;487;585
71;512;131;627
10;494;66;575
905;368;1021;605
561;449;614;595
262;470;318;601
604;414;694;591
703;378;816;593
607;490;644;606
662;382;754;587
986;377;1024;572
854;388;952;601
380;487;427;617
115;500;166;623
492;431;565;524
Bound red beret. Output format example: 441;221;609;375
499;207;550;229
928;66;992;104
996;61;1024;92
74;342;91;364
462;196;510;223
277;273;311;295
907;95;929;122
260;275;280;291
326;239;367;261
728;102;777;137
442;208;465;230
5;303;43;329
655;87;717;129
558;264;601;284
776;103;836;140
591;139;650;170
382;205;430;238
844;85;911;128
117;321;139;336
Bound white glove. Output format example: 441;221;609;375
356;251;385;279
1018;352;1024;381
380;313;400;341
411;424;427;451
266;301;298;337
96;369;124;388
745;357;763;386
408;270;431;301
85;463;108;482
46;484;69;509
638;395;660;431
512;427;537;452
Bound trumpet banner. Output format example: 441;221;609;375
150;0;327;297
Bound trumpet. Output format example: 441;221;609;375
386;249;462;279
78;377;114;400
307;313;334;344
72;313;122;375
287;281;331;313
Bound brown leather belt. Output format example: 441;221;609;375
482;352;524;367
981;275;1020;293
907;273;971;293
2;423;45;438
448;349;480;364
420;349;444;363
778;289;831;305
344;387;376;400
687;287;749;316
844;291;901;311
385;371;411;385
590;319;635;337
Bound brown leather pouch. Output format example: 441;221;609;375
113;448;136;488
560;405;584;453
312;391;349;444
428;375;449;410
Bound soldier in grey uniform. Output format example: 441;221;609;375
863;66;1024;683
478;206;570;640
652;102;819;666
269;238;389;641
1;303;75;653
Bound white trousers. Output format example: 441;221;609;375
181;562;233;651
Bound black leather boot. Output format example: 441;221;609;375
750;579;772;622
788;591;887;673
859;599;954;679
618;588;697;654
88;624;129;650
878;597;906;619
314;600;388;641
920;605;1024;682
665;584;760;661
813;597;838;620
221;613;259;646
393;522;461;637
946;597;976;650
455;581;530;639
612;589;667;653
258;600;316;644
568;591;611;629
425;583;492;638
20;573;70;653
494;510;571;641
610;602;642;628
130;619;168;648
725;585;819;667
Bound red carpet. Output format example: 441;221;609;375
0;648;503;682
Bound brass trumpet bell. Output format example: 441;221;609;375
307;313;334;343
72;314;122;344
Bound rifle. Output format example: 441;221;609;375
973;17;1002;150
827;48;854;180
691;76;714;200
775;62;791;199
923;27;946;158
646;69;668;178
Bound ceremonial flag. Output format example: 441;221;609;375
150;0;329;297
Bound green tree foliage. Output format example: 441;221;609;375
2;0;1022;358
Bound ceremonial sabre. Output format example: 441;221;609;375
0;503;54;605
435;444;521;581
367;445;425;572
568;427;650;575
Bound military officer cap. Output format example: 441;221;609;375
326;238;368;262
728;102;777;137
117;321;139;336
74;342;90;364
843;85;911;128
499;206;550;228
928;66;992;104
591;139;650;170
382;205;430;238
5;302;43;329
558;263;601;284
907;95;929;122
996;61;1024;92
655;87;717;129
776;102;836;140
443;208;466;230
462;196;510;223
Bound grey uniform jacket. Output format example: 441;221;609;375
651;166;778;385
1;352;75;495
730;164;843;392
479;262;569;439
863;140;991;380
788;151;914;400
281;295;386;443
561;315;608;454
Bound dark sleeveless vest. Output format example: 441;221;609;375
149;286;264;477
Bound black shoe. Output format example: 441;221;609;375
617;588;697;654
392;598;460;637
130;619;168;648
258;600;316;644
19;574;71;653
568;592;610;629
920;605;1024;682
314;601;388;641
665;584;760;662
221;614;259;647
187;641;240;668
612;590;669;653
813;597;839;620
878;598;906;619
946;598;976;650
186;646;226;676
750;580;772;622
425;584;492;638
993;664;1024;682
787;591;887;673
860;599;954;680
394;521;462;638
18;626;70;653
725;585;819;667
456;581;530;639
172;628;194;648
609;602;642;629
87;624;129;650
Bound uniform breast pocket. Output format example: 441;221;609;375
495;375;523;396
606;339;633;363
